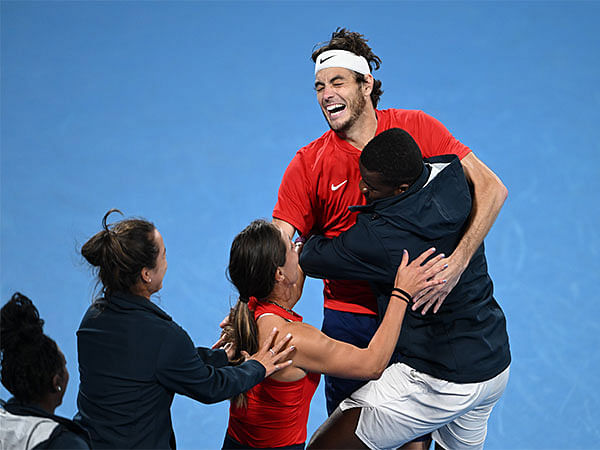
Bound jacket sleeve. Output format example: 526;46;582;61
196;347;229;368
156;324;265;404
300;217;395;284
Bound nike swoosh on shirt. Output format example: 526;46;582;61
319;55;335;64
331;180;348;191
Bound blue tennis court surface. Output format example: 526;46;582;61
2;2;599;448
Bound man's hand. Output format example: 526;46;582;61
294;235;306;254
411;252;467;314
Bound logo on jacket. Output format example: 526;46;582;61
331;180;348;191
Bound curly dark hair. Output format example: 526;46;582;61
0;292;65;403
311;28;384;108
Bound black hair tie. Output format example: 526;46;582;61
391;288;413;303
390;294;410;304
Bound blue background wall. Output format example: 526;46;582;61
2;1;599;448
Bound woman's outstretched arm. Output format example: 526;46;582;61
285;248;446;380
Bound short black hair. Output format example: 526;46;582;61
360;128;424;188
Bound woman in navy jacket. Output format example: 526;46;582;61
74;209;293;449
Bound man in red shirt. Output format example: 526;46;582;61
273;28;507;438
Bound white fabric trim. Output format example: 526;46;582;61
314;49;370;76
256;312;277;320
256;312;292;323
0;407;59;449
423;161;452;188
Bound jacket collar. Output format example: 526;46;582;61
3;398;50;417
100;291;172;321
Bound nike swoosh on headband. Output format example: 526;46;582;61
319;55;335;64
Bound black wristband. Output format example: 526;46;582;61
392;287;413;302
390;293;410;304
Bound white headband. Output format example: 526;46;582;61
314;49;371;76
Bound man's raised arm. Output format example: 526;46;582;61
413;152;507;314
272;218;296;240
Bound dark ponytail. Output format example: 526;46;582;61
222;300;259;364
222;220;286;408
0;293;64;403
82;209;157;297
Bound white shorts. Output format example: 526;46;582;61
339;363;510;450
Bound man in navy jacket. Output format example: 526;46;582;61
301;128;510;450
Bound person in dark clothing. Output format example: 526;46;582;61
74;209;294;449
0;292;91;449
302;128;511;450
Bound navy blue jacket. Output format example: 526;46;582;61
75;291;265;449
300;155;510;383
1;398;91;449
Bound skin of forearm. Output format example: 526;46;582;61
453;155;508;267
291;296;407;380
272;218;296;240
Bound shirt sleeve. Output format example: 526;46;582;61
412;110;471;160
156;324;265;404
300;217;395;284
273;151;315;236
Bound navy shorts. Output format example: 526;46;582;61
321;308;379;415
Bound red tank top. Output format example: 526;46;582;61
226;301;320;447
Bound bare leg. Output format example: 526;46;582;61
307;407;368;449
400;435;432;450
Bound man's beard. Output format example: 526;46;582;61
324;87;367;133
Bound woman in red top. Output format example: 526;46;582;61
220;220;446;449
